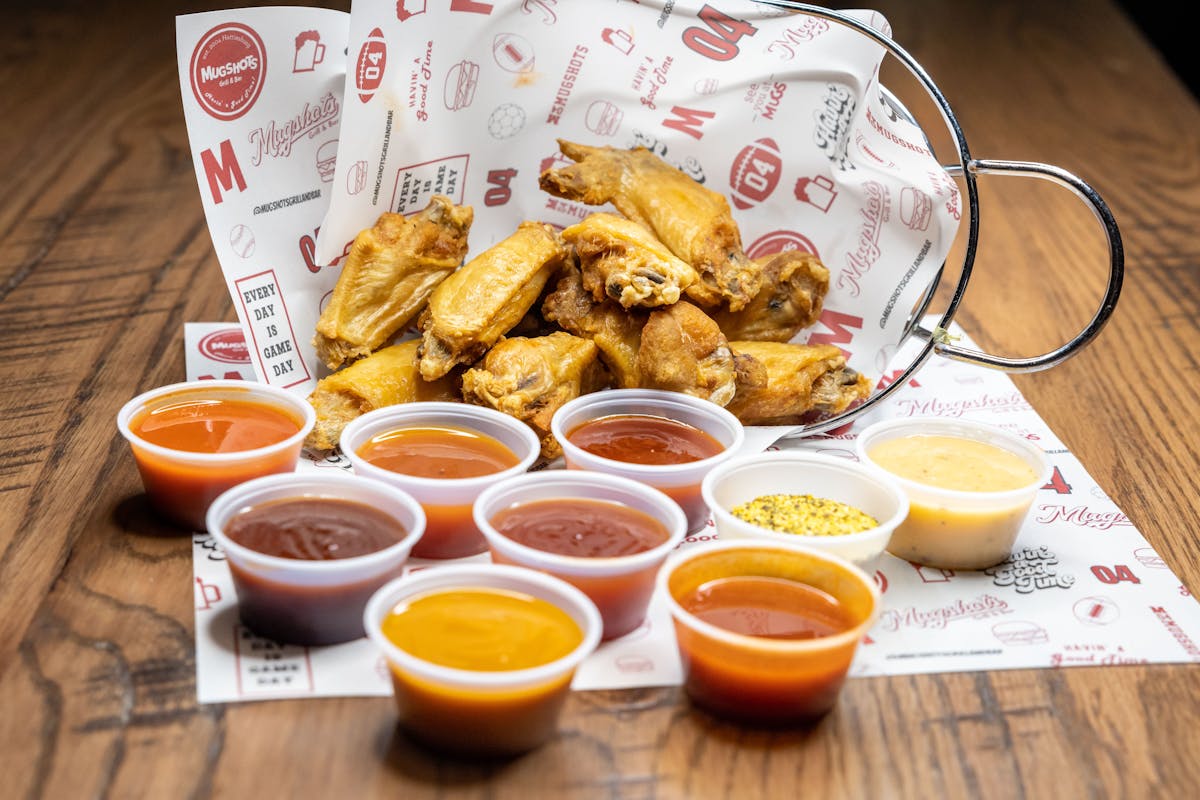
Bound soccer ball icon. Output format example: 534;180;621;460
488;103;526;139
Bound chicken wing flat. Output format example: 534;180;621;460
541;266;647;388
561;212;697;308
304;339;460;451
314;196;473;370
711;251;830;342
539;140;761;311
419;221;568;380
637;301;738;406
725;341;873;425
461;332;610;458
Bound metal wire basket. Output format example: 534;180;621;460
764;3;1124;436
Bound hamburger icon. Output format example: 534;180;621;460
444;59;479;110
585;100;623;136
900;186;933;231
316;139;338;182
992;620;1049;646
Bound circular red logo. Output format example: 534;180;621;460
190;23;267;122
745;229;819;260
199;329;251;364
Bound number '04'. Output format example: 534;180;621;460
682;5;758;62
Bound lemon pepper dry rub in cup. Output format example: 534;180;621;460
731;494;879;537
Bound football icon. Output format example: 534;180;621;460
729;138;783;210
493;32;535;73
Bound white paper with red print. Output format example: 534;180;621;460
176;8;350;394
188;321;1200;703
313;0;958;383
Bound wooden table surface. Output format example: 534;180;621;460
2;1;1197;797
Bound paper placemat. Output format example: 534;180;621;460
187;321;1200;703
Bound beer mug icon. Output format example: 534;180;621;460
602;27;634;55
293;31;326;73
794;174;837;212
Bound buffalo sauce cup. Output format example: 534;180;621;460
658;540;880;725
550;389;745;533
206;472;425;646
116;380;315;530
363;564;602;756
474;470;687;640
341;402;540;559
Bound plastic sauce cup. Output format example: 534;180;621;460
658;540;880;724
341;402;540;559
550;389;745;533
701;451;909;566
116;380;315;530
855;417;1051;570
474;470;687;640
364;564;602;756
206;472;425;646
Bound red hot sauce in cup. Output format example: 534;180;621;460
489;497;671;639
565;414;724;531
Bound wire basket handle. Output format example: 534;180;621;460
916;159;1123;372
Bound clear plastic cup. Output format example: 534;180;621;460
658;540;880;725
855;417;1051;570
116;379;316;530
550;389;745;533
363;563;602;756
474;470;687;640
340;402;540;559
206;472;425;646
701;451;909;566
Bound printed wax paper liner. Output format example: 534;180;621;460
177;3;956;399
177;7;350;392
308;0;959;389
188;319;1200;704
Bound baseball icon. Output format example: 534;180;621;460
229;224;255;259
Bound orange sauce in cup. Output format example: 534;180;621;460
665;548;876;724
380;587;583;755
128;395;304;529
356;425;519;559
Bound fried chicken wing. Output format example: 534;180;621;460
541;266;647;388
461;332;610;458
304;339;461;451
539;140;761;311
725;341;873;425
561;212;698;308
313;196;473;370
419;221;568;380
711;251;830;342
637;301;738;406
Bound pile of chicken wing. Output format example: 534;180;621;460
305;139;872;457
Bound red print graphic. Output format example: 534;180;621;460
189;23;267;122
199;328;251;364
729;138;782;210
444;60;479;110
992;620;1049;646
745;230;818;260
493;32;536;73
602;27;634;55
1073;596;1120;625
794;174;837;212
397;0;427;22
346;160;368;195
293;30;325;73
585;100;623;136
316;139;338;182
356;28;388;103
900;186;933;231
228;224;256;259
